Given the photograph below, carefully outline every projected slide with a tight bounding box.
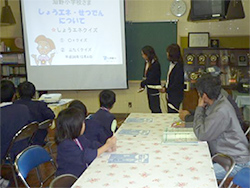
[22,0,123,66]
[21,0,127,90]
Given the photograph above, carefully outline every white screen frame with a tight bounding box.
[20,0,127,90]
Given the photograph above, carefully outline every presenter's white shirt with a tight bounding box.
[144,59,155,78]
[165,61,176,88]
[0,102,13,107]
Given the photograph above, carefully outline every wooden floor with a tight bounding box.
[1,114,128,188]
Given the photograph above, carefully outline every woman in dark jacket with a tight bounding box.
[162,44,184,113]
[139,45,162,113]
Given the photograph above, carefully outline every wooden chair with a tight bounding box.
[49,174,78,188]
[243,121,250,136]
[1,122,39,187]
[212,153,235,188]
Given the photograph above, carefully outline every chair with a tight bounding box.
[2,121,39,187]
[243,121,250,136]
[228,167,250,188]
[38,119,54,154]
[211,153,235,188]
[49,174,78,188]
[14,145,57,188]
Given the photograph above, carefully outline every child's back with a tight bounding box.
[84,115,107,145]
[91,109,116,139]
[68,100,108,145]
[91,90,117,139]
[56,134,97,177]
[55,107,117,178]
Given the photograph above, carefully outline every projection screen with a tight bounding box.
[20,0,127,90]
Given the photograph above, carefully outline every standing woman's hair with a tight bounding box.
[166,44,183,63]
[141,46,158,62]
[55,108,86,144]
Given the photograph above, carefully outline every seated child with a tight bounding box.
[91,90,117,140]
[14,81,55,145]
[1,80,31,161]
[55,107,116,178]
[68,100,107,146]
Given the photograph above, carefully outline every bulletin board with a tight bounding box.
[125,21,177,80]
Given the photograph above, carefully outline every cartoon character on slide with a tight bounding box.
[31,35,56,65]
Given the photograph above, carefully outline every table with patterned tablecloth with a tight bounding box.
[72,113,218,188]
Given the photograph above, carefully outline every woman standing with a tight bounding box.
[162,44,184,113]
[139,46,162,113]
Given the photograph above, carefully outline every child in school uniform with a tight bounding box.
[91,90,117,140]
[55,107,117,178]
[14,81,55,146]
[68,100,108,146]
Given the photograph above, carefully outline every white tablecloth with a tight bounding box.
[72,113,218,188]
[232,90,250,108]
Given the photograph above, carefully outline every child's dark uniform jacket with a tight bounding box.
[56,135,100,177]
[91,108,117,140]
[84,115,108,146]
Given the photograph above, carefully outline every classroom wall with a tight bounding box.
[1,0,249,113]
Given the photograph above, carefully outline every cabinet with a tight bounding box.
[183,48,250,89]
[0,51,26,87]
[182,48,249,110]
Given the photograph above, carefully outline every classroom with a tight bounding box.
[1,0,250,187]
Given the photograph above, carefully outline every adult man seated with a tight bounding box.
[177,66,244,128]
[193,74,250,180]
[1,80,31,161]
[179,88,244,127]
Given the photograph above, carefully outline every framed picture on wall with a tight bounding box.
[188,32,210,47]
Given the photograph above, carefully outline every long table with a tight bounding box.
[72,113,218,188]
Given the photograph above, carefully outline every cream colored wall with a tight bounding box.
[49,82,168,113]
[126,0,250,42]
[0,0,22,38]
[1,0,249,113]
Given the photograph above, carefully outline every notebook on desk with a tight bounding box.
[162,127,198,144]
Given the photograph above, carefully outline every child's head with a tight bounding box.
[18,81,36,99]
[55,107,86,144]
[0,80,16,103]
[68,100,87,116]
[99,90,116,109]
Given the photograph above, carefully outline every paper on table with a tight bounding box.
[162,127,198,143]
[108,154,149,163]
[118,129,150,136]
[125,118,153,123]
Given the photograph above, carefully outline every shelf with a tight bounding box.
[0,63,25,66]
[0,51,24,54]
[1,74,26,77]
[0,51,27,87]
